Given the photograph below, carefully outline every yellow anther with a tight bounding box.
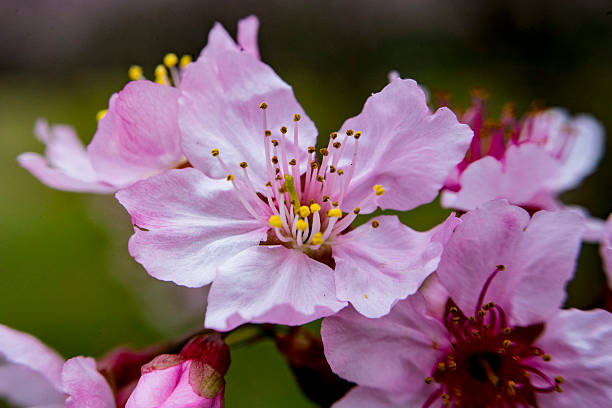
[240,162,248,168]
[271,139,279,147]
[322,195,330,202]
[354,131,362,139]
[312,232,324,245]
[154,64,168,78]
[554,385,563,393]
[179,54,192,68]
[296,219,308,231]
[163,53,178,67]
[373,184,385,196]
[289,159,296,166]
[319,148,329,156]
[437,362,446,372]
[353,207,360,214]
[310,203,321,212]
[280,126,288,134]
[226,174,234,181]
[329,165,336,173]
[424,377,433,385]
[293,113,301,121]
[373,184,382,191]
[542,354,552,362]
[96,109,107,121]
[450,306,458,314]
[307,146,316,154]
[317,175,324,182]
[128,65,143,81]
[331,201,339,207]
[337,169,344,175]
[364,294,368,299]
[310,161,318,169]
[259,101,268,109]
[346,129,354,136]
[371,220,380,228]
[264,130,272,137]
[269,215,283,228]
[333,142,341,149]
[211,148,220,157]
[299,206,311,218]
[496,264,506,271]
[330,132,338,140]
[503,327,512,334]
[555,376,565,384]
[327,208,342,218]
[503,339,512,348]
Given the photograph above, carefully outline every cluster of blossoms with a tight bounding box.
[4,14,611,407]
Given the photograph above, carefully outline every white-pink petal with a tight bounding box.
[116,168,268,288]
[338,78,472,213]
[62,357,115,408]
[333,214,460,317]
[237,15,260,60]
[205,245,347,331]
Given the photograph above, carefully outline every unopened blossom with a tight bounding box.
[117,20,472,330]
[0,323,115,408]
[440,93,604,214]
[322,200,612,407]
[126,333,230,408]
[18,16,261,194]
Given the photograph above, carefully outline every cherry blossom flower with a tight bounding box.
[17,16,261,194]
[126,333,229,408]
[440,93,604,214]
[322,200,612,407]
[0,323,115,408]
[116,22,472,330]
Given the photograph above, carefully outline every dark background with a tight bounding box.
[1,1,611,406]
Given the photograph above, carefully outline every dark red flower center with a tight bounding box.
[423,266,563,407]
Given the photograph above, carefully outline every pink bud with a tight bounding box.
[125,333,229,408]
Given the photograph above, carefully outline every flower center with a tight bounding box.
[211,102,383,253]
[423,266,564,407]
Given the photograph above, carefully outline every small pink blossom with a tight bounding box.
[18,16,261,194]
[441,95,604,213]
[322,200,612,407]
[117,20,472,330]
[0,323,115,408]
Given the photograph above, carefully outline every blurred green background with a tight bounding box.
[1,1,611,406]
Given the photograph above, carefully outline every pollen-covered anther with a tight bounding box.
[154,64,169,84]
[307,146,316,154]
[542,354,552,362]
[327,208,342,218]
[371,220,380,228]
[331,201,339,207]
[437,362,446,372]
[555,376,565,384]
[424,377,433,385]
[293,113,301,121]
[319,148,329,156]
[264,130,272,137]
[353,207,360,215]
[179,54,192,68]
[163,53,178,67]
[310,161,318,169]
[128,65,143,81]
[280,126,288,134]
[330,132,338,140]
[96,109,107,121]
[333,142,342,149]
[507,381,517,396]
[258,101,268,110]
[310,203,321,212]
[448,361,457,371]
[322,195,330,202]
[211,148,220,157]
[317,175,324,182]
[226,174,234,181]
[337,169,344,175]
[312,232,324,245]
[496,264,506,271]
[346,129,354,136]
[240,162,248,168]
[299,206,311,218]
[289,159,297,166]
[373,184,386,196]
[329,165,336,173]
[271,139,279,147]
[269,215,283,228]
[296,219,308,231]
[271,156,279,164]
[354,131,362,139]
[503,339,512,348]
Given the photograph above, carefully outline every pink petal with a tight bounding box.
[62,356,115,408]
[89,80,183,187]
[441,143,561,211]
[437,200,584,326]
[179,47,317,187]
[602,215,612,282]
[237,15,260,60]
[198,22,241,60]
[322,293,448,395]
[419,272,449,319]
[116,168,268,287]
[333,386,428,408]
[333,214,460,318]
[0,324,65,397]
[18,120,114,193]
[533,309,612,407]
[337,79,472,213]
[205,245,347,331]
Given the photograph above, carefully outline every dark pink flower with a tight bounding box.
[322,200,612,407]
[441,95,604,213]
[117,22,471,330]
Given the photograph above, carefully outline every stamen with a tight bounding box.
[163,53,178,68]
[128,65,143,81]
[179,54,192,68]
[96,109,107,122]
[269,215,283,228]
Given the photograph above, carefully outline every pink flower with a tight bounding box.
[18,16,261,194]
[0,323,115,408]
[601,214,612,284]
[126,333,230,408]
[116,23,472,330]
[441,94,604,213]
[322,200,612,407]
